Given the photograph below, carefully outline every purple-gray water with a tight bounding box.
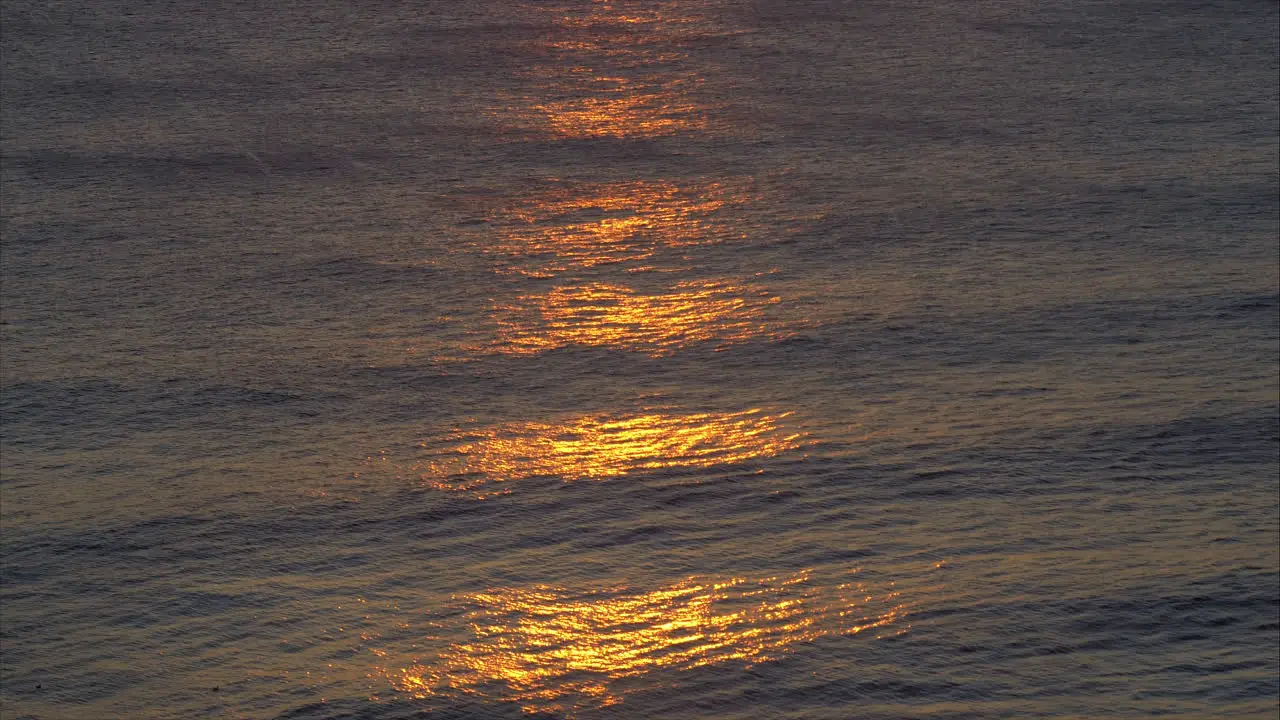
[2,1,1278,717]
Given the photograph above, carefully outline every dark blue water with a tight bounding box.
[2,0,1278,717]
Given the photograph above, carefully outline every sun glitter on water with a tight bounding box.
[467,179,752,277]
[496,0,725,141]
[483,279,791,357]
[533,78,709,139]
[378,570,907,714]
[416,408,807,494]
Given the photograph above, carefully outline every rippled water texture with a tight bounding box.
[2,0,1277,718]
[381,571,906,714]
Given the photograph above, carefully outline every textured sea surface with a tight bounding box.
[2,0,1278,718]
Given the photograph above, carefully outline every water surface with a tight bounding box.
[2,0,1277,718]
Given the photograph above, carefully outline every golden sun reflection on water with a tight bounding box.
[380,571,906,714]
[556,1,703,31]
[475,180,750,276]
[533,77,709,139]
[486,280,790,357]
[497,0,724,140]
[419,409,806,493]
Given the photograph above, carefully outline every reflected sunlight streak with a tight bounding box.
[381,571,906,713]
[474,180,749,276]
[487,280,790,356]
[533,78,709,139]
[494,1,727,140]
[419,409,806,492]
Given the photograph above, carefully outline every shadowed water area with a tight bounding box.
[1,0,1277,718]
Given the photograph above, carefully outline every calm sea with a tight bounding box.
[2,0,1278,718]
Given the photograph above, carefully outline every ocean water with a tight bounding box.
[2,0,1278,718]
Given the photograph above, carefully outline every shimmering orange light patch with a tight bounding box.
[487,0,740,141]
[380,571,905,714]
[555,1,706,33]
[486,280,787,356]
[476,180,748,275]
[534,82,708,139]
[419,409,805,492]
